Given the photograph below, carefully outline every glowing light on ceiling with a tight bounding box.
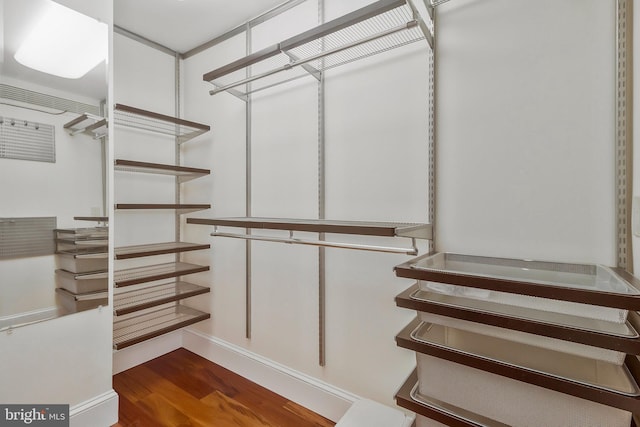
[14,1,107,79]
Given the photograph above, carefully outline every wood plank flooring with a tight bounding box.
[113,348,336,427]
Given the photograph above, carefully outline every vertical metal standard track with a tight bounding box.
[246,22,253,339]
[428,3,436,253]
[317,0,326,367]
[100,101,108,219]
[175,52,182,257]
[616,0,633,272]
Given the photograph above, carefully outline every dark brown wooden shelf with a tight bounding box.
[115,159,210,183]
[114,262,209,288]
[115,241,210,260]
[55,227,107,237]
[187,216,431,239]
[395,370,507,427]
[113,281,210,316]
[395,252,640,310]
[396,283,640,354]
[396,318,640,414]
[64,114,108,139]
[73,216,108,222]
[114,103,210,142]
[113,304,210,350]
[115,204,210,214]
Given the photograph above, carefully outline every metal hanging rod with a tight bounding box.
[211,229,419,255]
[204,0,432,97]
[210,21,419,96]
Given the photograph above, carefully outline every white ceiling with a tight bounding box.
[0,0,289,104]
[114,0,288,54]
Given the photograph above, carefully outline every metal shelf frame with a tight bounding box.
[397,318,640,414]
[115,204,210,214]
[187,217,431,255]
[114,262,209,288]
[395,252,640,310]
[397,283,640,355]
[115,159,210,183]
[115,241,210,260]
[113,281,210,316]
[63,113,108,139]
[114,103,210,144]
[113,304,210,350]
[112,102,212,350]
[203,0,433,98]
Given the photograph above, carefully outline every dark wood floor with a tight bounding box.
[113,348,335,427]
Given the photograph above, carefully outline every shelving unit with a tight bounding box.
[113,104,212,350]
[54,224,109,313]
[202,0,433,98]
[394,253,640,426]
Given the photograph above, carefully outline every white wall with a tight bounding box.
[112,32,182,270]
[0,307,113,405]
[436,0,616,264]
[182,0,429,410]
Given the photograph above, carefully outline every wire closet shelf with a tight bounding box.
[203,0,434,98]
[64,104,211,143]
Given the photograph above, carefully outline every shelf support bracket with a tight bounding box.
[407,0,434,49]
[209,80,249,102]
[282,50,322,81]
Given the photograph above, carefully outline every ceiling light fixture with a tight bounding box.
[14,1,107,79]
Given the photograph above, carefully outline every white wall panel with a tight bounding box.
[113,32,179,249]
[182,33,248,342]
[0,308,112,405]
[436,0,616,264]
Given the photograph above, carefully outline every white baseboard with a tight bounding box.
[70,390,118,427]
[182,328,360,423]
[113,330,182,374]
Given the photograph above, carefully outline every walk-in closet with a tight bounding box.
[1,0,639,426]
